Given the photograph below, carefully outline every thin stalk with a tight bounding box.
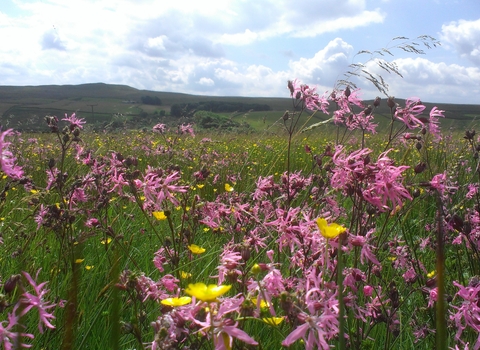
[337,233,346,350]
[435,193,447,350]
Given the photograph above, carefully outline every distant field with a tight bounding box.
[0,83,479,132]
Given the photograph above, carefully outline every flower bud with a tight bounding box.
[3,274,21,294]
[344,86,351,98]
[363,105,373,116]
[287,80,295,95]
[464,130,476,140]
[412,188,421,198]
[414,162,427,174]
[373,96,381,108]
[240,245,251,262]
[387,96,395,109]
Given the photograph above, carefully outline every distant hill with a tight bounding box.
[0,83,479,132]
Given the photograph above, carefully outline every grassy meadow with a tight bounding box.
[1,83,480,350]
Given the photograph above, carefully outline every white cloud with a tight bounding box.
[362,57,480,103]
[0,0,476,104]
[198,77,214,86]
[441,18,480,66]
[220,29,259,46]
[289,38,353,87]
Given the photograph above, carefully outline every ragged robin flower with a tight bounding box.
[185,283,231,302]
[316,218,346,239]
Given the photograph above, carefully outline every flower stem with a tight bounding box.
[337,233,346,350]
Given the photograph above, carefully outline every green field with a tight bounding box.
[1,83,480,133]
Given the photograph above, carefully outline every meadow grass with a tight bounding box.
[1,92,480,350]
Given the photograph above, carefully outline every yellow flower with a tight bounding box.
[161,296,192,307]
[251,298,270,310]
[153,211,167,220]
[262,317,284,326]
[180,271,192,279]
[75,258,85,264]
[427,270,435,278]
[316,218,346,239]
[101,237,112,245]
[85,265,94,270]
[197,184,205,189]
[185,283,231,302]
[188,244,206,254]
[251,264,261,275]
[224,183,234,192]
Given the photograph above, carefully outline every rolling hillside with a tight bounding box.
[0,83,479,132]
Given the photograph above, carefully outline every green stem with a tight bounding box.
[337,234,346,350]
[435,193,447,350]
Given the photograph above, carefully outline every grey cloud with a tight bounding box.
[41,29,67,51]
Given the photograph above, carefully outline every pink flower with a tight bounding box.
[282,312,338,350]
[428,106,445,142]
[395,97,426,129]
[450,280,480,349]
[363,150,412,211]
[62,113,86,130]
[153,123,167,133]
[0,128,24,180]
[194,298,258,349]
[0,304,34,349]
[466,184,478,199]
[20,270,57,333]
[427,287,438,308]
[287,80,329,113]
[178,123,195,137]
[363,285,374,297]
[142,168,189,209]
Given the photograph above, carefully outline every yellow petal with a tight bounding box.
[180,271,192,279]
[152,211,167,220]
[185,283,231,302]
[262,317,284,326]
[101,237,112,245]
[188,244,206,254]
[316,218,346,239]
[161,296,192,307]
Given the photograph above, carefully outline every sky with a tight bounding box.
[1,0,480,104]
